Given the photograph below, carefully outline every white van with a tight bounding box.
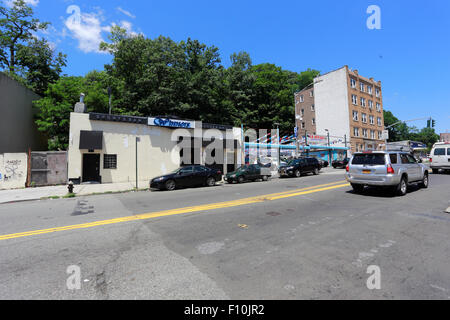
[430,142,450,173]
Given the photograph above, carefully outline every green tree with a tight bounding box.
[16,38,67,96]
[224,52,254,126]
[34,73,112,150]
[103,33,232,124]
[243,63,294,132]
[293,68,321,92]
[0,0,66,95]
[0,0,49,73]
[383,110,411,142]
[383,109,439,149]
[34,77,84,150]
[410,127,440,150]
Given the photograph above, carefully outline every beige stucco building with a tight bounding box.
[68,112,243,184]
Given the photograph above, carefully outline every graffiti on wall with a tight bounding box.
[4,159,24,182]
[0,154,28,189]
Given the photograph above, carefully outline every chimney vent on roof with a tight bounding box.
[74,93,86,113]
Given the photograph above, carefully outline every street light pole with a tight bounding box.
[325,129,331,163]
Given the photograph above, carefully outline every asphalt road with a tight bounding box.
[0,169,449,300]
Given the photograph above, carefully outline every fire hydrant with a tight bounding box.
[68,181,74,194]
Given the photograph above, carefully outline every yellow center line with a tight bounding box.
[0,181,350,241]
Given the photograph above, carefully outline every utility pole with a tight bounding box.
[305,130,308,157]
[344,134,348,158]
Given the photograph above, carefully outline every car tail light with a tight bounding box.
[346,165,349,172]
[430,158,432,163]
[217,170,222,175]
[387,164,395,174]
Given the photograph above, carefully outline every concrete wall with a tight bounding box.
[314,67,350,147]
[0,73,47,153]
[68,113,182,184]
[0,153,28,190]
[31,152,68,186]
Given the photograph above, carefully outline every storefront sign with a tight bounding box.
[148,117,196,129]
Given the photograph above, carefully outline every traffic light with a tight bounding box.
[432,119,436,128]
[427,119,431,128]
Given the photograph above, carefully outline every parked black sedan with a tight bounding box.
[332,158,350,169]
[150,165,222,191]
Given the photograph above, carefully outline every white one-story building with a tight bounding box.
[68,111,244,184]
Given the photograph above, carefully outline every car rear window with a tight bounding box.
[434,148,446,156]
[352,154,386,165]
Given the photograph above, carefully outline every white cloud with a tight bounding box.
[117,7,136,19]
[25,0,39,6]
[63,7,141,54]
[6,0,39,7]
[64,9,107,54]
[119,20,138,37]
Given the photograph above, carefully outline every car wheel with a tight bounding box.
[420,173,429,189]
[351,184,364,193]
[165,180,176,191]
[396,177,408,196]
[262,175,269,182]
[206,177,216,187]
[238,176,245,184]
[313,168,319,175]
[294,170,301,178]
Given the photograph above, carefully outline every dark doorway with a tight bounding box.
[82,154,101,183]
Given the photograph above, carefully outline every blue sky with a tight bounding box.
[14,0,450,134]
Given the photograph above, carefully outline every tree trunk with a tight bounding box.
[9,46,15,73]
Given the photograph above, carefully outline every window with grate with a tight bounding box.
[104,154,117,169]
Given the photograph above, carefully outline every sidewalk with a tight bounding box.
[0,181,151,204]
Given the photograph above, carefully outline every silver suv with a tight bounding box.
[345,151,430,196]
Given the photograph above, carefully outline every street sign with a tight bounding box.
[294,127,298,138]
[382,130,389,140]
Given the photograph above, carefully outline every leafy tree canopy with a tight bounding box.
[0,0,66,95]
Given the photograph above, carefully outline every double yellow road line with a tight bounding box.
[0,180,350,241]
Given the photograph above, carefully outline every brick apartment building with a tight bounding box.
[294,66,385,154]
[441,133,450,142]
[294,83,316,136]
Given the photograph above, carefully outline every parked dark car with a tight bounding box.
[332,158,350,169]
[150,165,222,191]
[316,158,329,168]
[225,164,271,183]
[278,157,320,178]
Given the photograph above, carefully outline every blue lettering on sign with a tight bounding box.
[0,173,2,181]
[153,118,192,128]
